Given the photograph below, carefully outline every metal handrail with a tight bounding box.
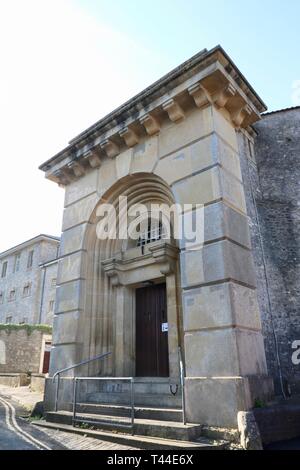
[52,352,112,412]
[72,377,135,434]
[52,352,112,380]
[52,349,185,429]
[178,347,186,425]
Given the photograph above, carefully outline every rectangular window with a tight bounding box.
[0,292,3,304]
[1,261,8,278]
[23,284,31,297]
[51,278,57,288]
[13,253,21,273]
[6,316,12,324]
[27,250,34,269]
[8,289,16,302]
[49,300,54,312]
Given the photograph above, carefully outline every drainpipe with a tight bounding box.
[39,266,46,325]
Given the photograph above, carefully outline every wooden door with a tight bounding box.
[42,342,51,374]
[135,283,169,377]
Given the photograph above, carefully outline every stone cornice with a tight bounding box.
[102,241,179,286]
[40,46,267,186]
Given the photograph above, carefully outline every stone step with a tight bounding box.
[76,403,183,422]
[85,392,181,407]
[33,420,228,450]
[83,380,181,395]
[46,411,202,441]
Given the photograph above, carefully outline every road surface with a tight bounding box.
[0,395,65,450]
[0,394,138,450]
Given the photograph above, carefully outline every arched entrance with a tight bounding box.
[82,173,183,380]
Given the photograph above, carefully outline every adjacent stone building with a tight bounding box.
[0,234,60,325]
[40,46,284,431]
[0,325,52,375]
[253,107,300,395]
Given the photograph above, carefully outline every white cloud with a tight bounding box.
[0,0,165,252]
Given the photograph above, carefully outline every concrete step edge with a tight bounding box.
[76,403,183,421]
[77,403,182,412]
[47,411,199,429]
[33,421,228,450]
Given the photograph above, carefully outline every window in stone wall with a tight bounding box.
[27,250,34,269]
[23,284,31,297]
[13,253,21,273]
[49,300,54,312]
[51,278,57,288]
[137,219,163,247]
[6,316,12,324]
[1,261,8,278]
[8,289,16,302]
[0,292,3,304]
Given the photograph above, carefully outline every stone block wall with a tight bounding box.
[0,325,52,374]
[241,107,300,395]
[0,238,59,325]
[40,262,58,325]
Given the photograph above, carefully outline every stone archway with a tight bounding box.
[82,173,183,379]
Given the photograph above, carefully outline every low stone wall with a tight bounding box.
[30,374,46,393]
[0,325,52,374]
[254,403,300,444]
[0,373,30,387]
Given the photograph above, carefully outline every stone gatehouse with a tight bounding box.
[39,46,298,430]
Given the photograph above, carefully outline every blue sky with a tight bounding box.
[0,0,299,252]
[76,0,300,112]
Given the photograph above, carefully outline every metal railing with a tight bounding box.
[72,377,135,434]
[52,352,112,412]
[52,347,186,430]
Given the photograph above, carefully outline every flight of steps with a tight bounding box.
[43,379,228,449]
[82,378,182,407]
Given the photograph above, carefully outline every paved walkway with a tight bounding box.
[35,427,140,450]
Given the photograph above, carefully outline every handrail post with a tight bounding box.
[54,374,60,412]
[72,378,78,426]
[130,378,135,435]
[178,347,186,425]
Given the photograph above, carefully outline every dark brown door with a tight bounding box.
[136,283,169,377]
[42,342,51,374]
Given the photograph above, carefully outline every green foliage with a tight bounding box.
[77,422,96,430]
[78,422,91,429]
[254,398,266,409]
[27,415,44,422]
[0,323,52,336]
